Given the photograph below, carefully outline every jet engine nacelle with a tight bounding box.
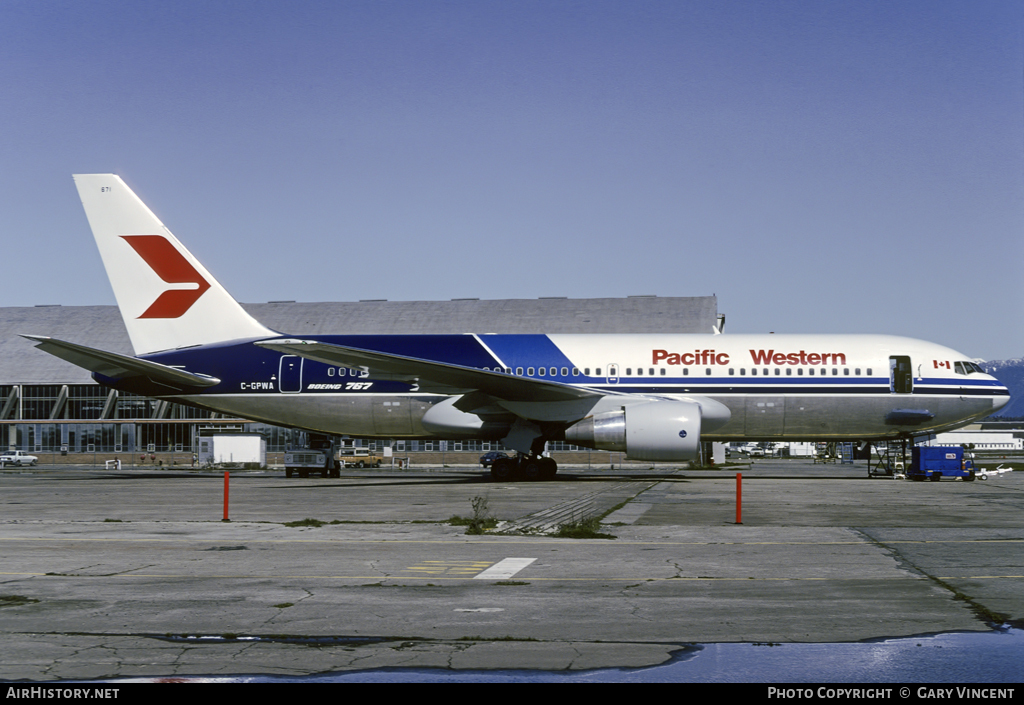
[563,400,702,461]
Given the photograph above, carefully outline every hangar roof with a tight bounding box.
[0,296,717,384]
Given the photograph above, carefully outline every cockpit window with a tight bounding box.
[955,361,985,375]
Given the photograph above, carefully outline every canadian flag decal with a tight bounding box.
[121,235,211,318]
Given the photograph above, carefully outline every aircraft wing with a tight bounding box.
[21,335,221,389]
[254,338,604,403]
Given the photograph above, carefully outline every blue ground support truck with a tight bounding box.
[908,446,975,482]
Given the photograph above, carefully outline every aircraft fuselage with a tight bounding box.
[109,332,1008,442]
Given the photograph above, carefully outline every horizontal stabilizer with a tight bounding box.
[22,335,220,389]
[254,338,600,403]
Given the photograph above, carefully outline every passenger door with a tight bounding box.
[279,355,303,393]
[889,356,913,394]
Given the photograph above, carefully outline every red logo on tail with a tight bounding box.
[121,235,211,318]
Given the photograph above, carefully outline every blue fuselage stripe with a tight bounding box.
[131,334,1008,399]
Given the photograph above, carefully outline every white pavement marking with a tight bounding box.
[473,557,536,580]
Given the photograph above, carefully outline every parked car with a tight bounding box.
[479,451,509,468]
[0,450,38,466]
[338,446,383,468]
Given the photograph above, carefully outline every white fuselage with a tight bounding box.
[165,333,1008,442]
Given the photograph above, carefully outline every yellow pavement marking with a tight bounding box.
[0,535,1020,546]
[405,560,494,575]
[1,571,1021,581]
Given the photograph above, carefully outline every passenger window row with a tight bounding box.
[327,367,368,377]
[476,366,874,378]
[726,367,872,376]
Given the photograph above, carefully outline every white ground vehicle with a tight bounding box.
[284,437,339,478]
[0,450,38,466]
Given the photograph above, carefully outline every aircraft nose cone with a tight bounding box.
[992,393,1010,411]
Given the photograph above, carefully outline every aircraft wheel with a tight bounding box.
[490,458,516,481]
[521,460,542,481]
[539,457,557,481]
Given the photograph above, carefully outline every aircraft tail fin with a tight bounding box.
[72,174,275,355]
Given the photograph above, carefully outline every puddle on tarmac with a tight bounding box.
[120,627,1023,683]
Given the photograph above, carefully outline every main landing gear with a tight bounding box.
[490,454,558,482]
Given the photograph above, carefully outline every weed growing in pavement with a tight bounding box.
[0,595,39,607]
[554,517,616,539]
[449,495,497,535]
[283,518,343,528]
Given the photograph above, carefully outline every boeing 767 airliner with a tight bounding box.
[24,174,1010,480]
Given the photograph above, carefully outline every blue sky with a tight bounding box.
[1,1,1021,360]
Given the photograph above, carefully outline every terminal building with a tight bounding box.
[928,421,1024,453]
[0,296,719,465]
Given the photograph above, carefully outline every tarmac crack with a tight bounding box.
[617,579,653,625]
[852,528,1010,627]
[667,558,694,581]
[368,560,390,578]
[564,642,585,670]
[261,588,314,627]
[44,564,159,578]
